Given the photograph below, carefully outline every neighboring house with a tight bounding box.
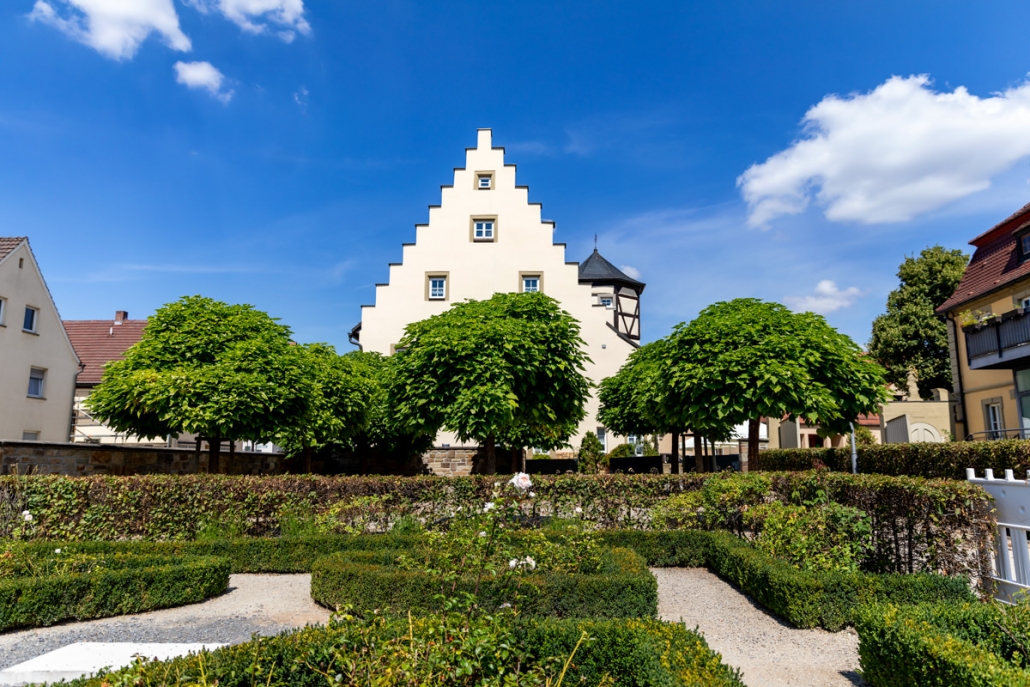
[0,237,80,442]
[63,311,156,445]
[938,201,1030,441]
[351,129,642,451]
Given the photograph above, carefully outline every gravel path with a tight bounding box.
[653,568,866,687]
[0,574,330,671]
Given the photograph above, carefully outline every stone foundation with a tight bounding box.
[422,447,480,475]
[0,441,283,476]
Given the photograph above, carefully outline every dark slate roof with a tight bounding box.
[937,202,1030,314]
[0,237,26,262]
[577,249,645,292]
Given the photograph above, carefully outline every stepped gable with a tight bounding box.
[578,249,645,293]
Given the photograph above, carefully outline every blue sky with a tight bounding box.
[5,1,1030,350]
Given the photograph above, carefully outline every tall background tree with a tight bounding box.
[86,295,308,472]
[868,245,969,399]
[658,298,889,469]
[390,292,591,474]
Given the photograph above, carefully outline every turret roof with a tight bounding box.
[577,249,645,292]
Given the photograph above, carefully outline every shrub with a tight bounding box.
[605,443,635,460]
[577,432,607,474]
[652,472,772,534]
[754,439,1030,480]
[856,602,1030,686]
[311,546,657,619]
[67,614,744,687]
[744,501,873,573]
[0,551,228,631]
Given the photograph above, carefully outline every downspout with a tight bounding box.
[69,361,85,442]
[947,314,969,441]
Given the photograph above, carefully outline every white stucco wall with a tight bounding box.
[0,240,79,442]
[358,129,637,448]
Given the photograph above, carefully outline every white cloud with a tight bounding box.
[619,265,642,280]
[784,280,863,315]
[29,0,190,60]
[174,61,233,103]
[738,75,1030,227]
[184,0,310,41]
[293,85,309,107]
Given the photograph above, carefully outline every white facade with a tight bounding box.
[355,129,641,449]
[0,239,79,443]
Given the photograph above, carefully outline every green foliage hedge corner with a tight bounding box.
[594,529,974,632]
[310,546,658,619]
[66,616,744,687]
[0,554,229,631]
[856,603,1030,687]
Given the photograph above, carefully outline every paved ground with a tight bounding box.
[654,567,866,687]
[0,575,330,672]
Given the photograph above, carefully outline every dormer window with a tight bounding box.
[1019,231,1030,261]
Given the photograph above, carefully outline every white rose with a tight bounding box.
[524,556,536,571]
[509,558,518,569]
[54,548,61,554]
[509,472,533,491]
[529,491,536,498]
[479,531,487,537]
[23,513,33,522]
[483,502,495,512]
[574,506,583,514]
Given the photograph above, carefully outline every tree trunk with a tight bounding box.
[745,418,759,473]
[195,436,203,473]
[210,435,222,474]
[670,430,680,474]
[693,432,705,472]
[229,440,236,475]
[484,434,497,475]
[304,446,313,474]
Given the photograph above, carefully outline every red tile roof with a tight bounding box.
[937,203,1030,314]
[64,317,147,385]
[0,237,26,262]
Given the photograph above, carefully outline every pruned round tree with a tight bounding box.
[389,292,591,474]
[657,298,889,469]
[86,295,308,471]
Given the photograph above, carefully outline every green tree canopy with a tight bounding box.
[868,245,969,399]
[657,298,889,466]
[597,340,670,438]
[389,292,591,474]
[86,295,308,468]
[276,343,376,461]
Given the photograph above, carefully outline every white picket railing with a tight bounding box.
[967,468,1030,603]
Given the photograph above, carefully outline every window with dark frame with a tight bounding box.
[23,306,37,332]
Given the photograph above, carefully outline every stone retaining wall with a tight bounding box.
[0,441,283,476]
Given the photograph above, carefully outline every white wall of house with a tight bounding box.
[0,240,79,442]
[358,129,637,448]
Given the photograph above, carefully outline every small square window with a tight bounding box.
[599,296,613,308]
[22,431,39,441]
[522,276,540,293]
[478,175,492,189]
[23,306,38,333]
[474,220,495,240]
[28,367,45,398]
[429,276,447,300]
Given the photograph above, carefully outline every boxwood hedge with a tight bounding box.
[856,602,1030,686]
[65,615,745,687]
[0,553,229,631]
[310,546,658,619]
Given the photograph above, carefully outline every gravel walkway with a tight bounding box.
[654,568,866,687]
[0,574,330,672]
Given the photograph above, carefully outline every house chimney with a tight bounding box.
[115,311,127,325]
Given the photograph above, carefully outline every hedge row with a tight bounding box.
[856,602,1030,686]
[3,473,704,540]
[310,547,658,619]
[596,530,976,631]
[64,615,745,687]
[0,554,229,631]
[755,439,1030,480]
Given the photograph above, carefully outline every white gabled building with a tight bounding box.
[351,129,644,455]
[0,237,80,443]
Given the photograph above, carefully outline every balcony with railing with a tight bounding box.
[965,308,1030,370]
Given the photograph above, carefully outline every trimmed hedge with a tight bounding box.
[856,602,1030,686]
[596,530,975,631]
[66,615,745,687]
[0,554,229,631]
[756,439,1030,480]
[310,546,658,619]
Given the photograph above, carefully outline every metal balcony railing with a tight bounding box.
[965,428,1028,441]
[965,308,1030,369]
